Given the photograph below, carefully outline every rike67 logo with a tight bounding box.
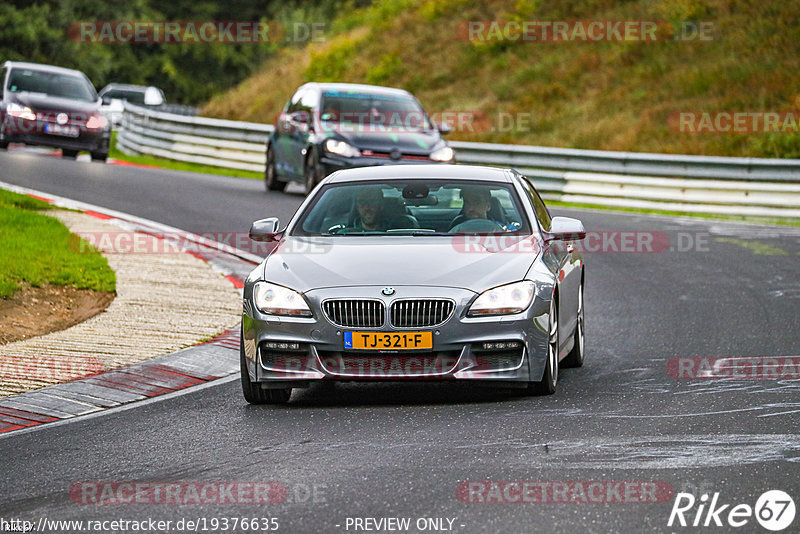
[668,490,795,531]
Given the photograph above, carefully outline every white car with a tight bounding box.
[98,84,165,127]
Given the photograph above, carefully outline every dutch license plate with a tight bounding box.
[344,331,433,350]
[44,123,79,137]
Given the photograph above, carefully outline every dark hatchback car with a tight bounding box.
[0,61,110,161]
[265,82,454,194]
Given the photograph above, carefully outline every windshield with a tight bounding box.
[102,89,146,104]
[320,91,432,132]
[296,180,530,236]
[7,69,96,102]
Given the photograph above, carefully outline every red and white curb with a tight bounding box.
[0,183,262,435]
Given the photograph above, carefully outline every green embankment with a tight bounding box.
[0,189,116,298]
[203,0,800,158]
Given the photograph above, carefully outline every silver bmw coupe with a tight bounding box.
[241,165,586,403]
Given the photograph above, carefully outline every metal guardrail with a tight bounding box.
[117,103,273,172]
[117,105,800,217]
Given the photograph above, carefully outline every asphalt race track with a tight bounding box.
[1,149,799,533]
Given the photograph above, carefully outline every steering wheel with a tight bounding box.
[325,224,346,234]
[448,218,506,233]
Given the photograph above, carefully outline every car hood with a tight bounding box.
[10,93,100,113]
[326,128,444,155]
[262,236,537,293]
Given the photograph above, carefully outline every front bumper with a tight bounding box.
[242,285,551,387]
[1,117,110,153]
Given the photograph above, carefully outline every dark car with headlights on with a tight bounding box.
[265,83,454,195]
[241,164,586,404]
[0,61,110,161]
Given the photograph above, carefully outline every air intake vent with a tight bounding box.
[322,299,385,328]
[390,299,454,328]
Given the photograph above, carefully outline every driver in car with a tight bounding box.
[449,187,505,233]
[353,187,387,231]
[462,187,492,220]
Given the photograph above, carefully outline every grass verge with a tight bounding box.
[109,132,263,180]
[0,188,116,298]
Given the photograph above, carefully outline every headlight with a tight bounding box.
[7,103,36,121]
[253,282,312,317]
[325,139,361,158]
[85,114,107,130]
[468,280,536,317]
[429,146,454,162]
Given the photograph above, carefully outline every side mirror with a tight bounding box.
[545,216,586,241]
[249,217,282,242]
[437,122,452,135]
[101,96,112,106]
[143,87,165,106]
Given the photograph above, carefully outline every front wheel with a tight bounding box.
[91,151,108,163]
[240,332,291,404]
[264,145,286,192]
[561,280,585,368]
[61,149,79,159]
[526,297,559,396]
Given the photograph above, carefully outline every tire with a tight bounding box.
[240,330,291,405]
[561,279,585,368]
[264,145,286,192]
[0,140,8,150]
[91,152,108,163]
[61,149,79,159]
[304,152,322,196]
[526,296,559,396]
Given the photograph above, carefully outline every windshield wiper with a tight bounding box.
[406,231,449,236]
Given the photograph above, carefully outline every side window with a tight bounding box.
[520,177,552,232]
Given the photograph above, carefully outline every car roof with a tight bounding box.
[300,82,412,98]
[326,165,515,183]
[100,84,153,93]
[3,61,87,78]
